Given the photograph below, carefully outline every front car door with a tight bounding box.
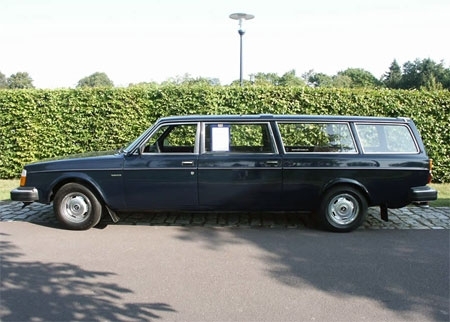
[122,122,199,210]
[198,121,282,210]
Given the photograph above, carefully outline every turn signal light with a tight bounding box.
[19,169,27,187]
[428,159,433,184]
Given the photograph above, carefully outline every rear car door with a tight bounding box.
[198,121,282,210]
[278,121,359,210]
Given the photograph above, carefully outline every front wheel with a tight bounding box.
[53,183,103,230]
[318,186,368,232]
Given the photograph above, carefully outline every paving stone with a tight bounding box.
[217,214,227,226]
[204,214,218,226]
[151,214,168,225]
[250,216,262,227]
[0,200,449,230]
[165,214,178,224]
[175,214,191,225]
[235,215,249,228]
[192,214,206,226]
[225,214,239,226]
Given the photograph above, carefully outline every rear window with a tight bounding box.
[355,123,418,153]
[278,122,357,153]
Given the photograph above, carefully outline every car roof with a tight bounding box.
[157,114,410,123]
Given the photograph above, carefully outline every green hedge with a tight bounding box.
[1,86,449,182]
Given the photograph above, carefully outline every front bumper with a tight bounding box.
[10,187,39,203]
[409,186,438,202]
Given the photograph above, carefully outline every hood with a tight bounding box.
[38,150,120,162]
[25,150,124,172]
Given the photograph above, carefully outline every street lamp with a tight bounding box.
[229,13,254,86]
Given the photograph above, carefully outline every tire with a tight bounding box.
[318,186,368,232]
[53,183,103,230]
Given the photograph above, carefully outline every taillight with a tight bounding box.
[428,159,433,184]
[19,169,27,187]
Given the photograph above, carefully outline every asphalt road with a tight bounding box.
[1,222,449,322]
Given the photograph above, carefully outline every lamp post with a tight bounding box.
[229,13,254,86]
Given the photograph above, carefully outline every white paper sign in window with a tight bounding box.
[211,126,230,151]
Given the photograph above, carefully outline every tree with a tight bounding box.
[77,72,114,88]
[128,81,159,88]
[336,68,382,88]
[248,70,304,86]
[383,60,402,89]
[7,72,34,89]
[400,58,449,90]
[332,74,353,88]
[417,58,445,90]
[303,70,334,88]
[0,72,7,88]
[162,74,220,86]
[252,72,281,85]
[278,70,305,86]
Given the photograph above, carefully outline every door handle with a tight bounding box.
[182,161,194,166]
[265,160,279,166]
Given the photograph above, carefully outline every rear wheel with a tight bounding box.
[318,186,368,232]
[53,183,103,230]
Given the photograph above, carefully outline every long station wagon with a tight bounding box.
[11,114,437,232]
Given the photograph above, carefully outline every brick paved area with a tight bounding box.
[0,201,449,230]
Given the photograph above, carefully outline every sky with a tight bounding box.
[1,0,449,88]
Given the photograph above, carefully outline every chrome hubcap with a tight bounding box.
[61,194,90,223]
[328,194,359,225]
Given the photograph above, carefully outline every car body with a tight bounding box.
[11,114,437,231]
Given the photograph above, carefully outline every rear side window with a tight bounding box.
[205,123,275,153]
[356,123,418,153]
[278,123,357,153]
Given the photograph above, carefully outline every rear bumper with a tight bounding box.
[409,186,438,202]
[10,187,39,203]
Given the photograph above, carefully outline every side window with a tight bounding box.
[356,124,418,153]
[143,124,197,153]
[205,123,275,153]
[278,123,356,153]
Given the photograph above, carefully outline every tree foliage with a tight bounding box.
[305,59,450,90]
[0,72,7,89]
[76,72,114,88]
[161,74,220,86]
[279,70,305,86]
[306,69,380,88]
[3,57,449,90]
[6,72,34,89]
[383,60,402,89]
[383,58,450,90]
[337,68,382,88]
[250,70,304,86]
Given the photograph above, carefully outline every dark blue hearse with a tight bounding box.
[11,114,437,232]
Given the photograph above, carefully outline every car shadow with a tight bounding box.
[2,203,449,320]
[171,227,450,321]
[0,233,177,321]
[95,211,315,230]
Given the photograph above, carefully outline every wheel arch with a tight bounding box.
[49,173,107,206]
[321,178,371,205]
